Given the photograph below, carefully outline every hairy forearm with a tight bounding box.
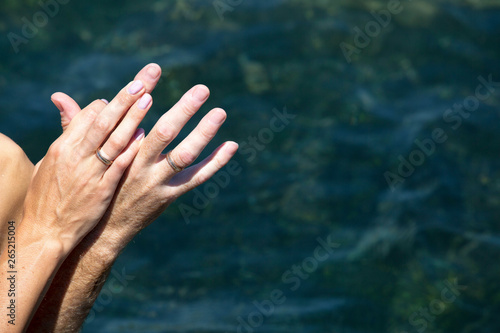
[28,214,137,333]
[0,219,65,332]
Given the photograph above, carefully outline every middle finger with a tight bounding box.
[139,85,210,163]
[99,93,153,161]
[82,80,146,152]
[161,108,227,173]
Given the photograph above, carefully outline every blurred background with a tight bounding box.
[1,0,500,332]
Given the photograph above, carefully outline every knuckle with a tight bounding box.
[83,101,105,119]
[83,107,99,123]
[89,99,106,110]
[177,148,195,167]
[179,183,194,195]
[193,170,211,187]
[116,90,136,107]
[94,117,110,133]
[106,136,124,154]
[48,140,64,157]
[127,108,147,125]
[198,127,214,141]
[113,156,129,170]
[156,122,176,143]
[129,108,143,121]
[213,157,224,171]
[179,98,197,117]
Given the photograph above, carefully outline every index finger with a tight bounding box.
[59,64,162,137]
[138,85,210,163]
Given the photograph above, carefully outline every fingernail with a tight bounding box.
[192,86,209,102]
[146,65,161,79]
[101,99,109,104]
[210,109,226,124]
[225,142,239,153]
[134,128,145,141]
[128,80,144,95]
[138,94,152,110]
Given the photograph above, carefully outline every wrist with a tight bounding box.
[19,217,65,257]
[20,216,78,258]
[77,221,137,265]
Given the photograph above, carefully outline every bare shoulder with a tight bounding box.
[0,132,33,233]
[0,132,33,186]
[0,133,31,171]
[0,133,34,253]
[0,132,33,194]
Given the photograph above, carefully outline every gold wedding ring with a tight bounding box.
[166,151,183,173]
[96,148,113,166]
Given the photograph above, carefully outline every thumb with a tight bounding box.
[51,92,81,132]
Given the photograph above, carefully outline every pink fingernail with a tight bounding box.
[101,99,109,104]
[138,94,152,110]
[128,80,144,95]
[134,128,145,141]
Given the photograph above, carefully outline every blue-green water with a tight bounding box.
[2,0,500,332]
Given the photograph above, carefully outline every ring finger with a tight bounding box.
[162,108,227,174]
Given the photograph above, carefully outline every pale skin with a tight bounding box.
[0,63,238,332]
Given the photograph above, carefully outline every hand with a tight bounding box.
[52,64,238,250]
[24,77,153,252]
[102,84,239,239]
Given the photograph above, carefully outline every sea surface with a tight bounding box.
[1,0,500,332]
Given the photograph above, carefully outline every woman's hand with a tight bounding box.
[0,69,157,332]
[24,77,153,253]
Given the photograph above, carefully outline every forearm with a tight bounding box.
[28,215,137,333]
[0,219,65,332]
